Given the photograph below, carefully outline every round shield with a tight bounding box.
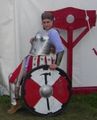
[21,65,71,116]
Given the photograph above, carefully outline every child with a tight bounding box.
[8,11,65,114]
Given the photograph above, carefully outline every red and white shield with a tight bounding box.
[22,65,71,116]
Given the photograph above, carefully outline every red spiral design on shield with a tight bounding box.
[22,65,71,116]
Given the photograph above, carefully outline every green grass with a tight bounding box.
[0,94,97,120]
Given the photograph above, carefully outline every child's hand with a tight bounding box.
[30,37,35,45]
[49,64,57,70]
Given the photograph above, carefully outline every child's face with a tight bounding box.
[42,19,53,30]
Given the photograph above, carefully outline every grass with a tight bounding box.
[0,94,97,120]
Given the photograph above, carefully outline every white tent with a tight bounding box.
[0,0,97,95]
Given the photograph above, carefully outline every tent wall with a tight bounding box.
[0,0,97,95]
